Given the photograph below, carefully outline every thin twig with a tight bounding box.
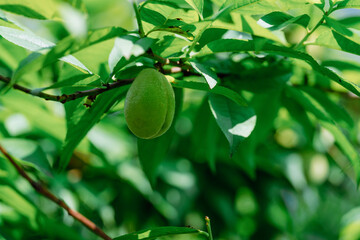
[132,0,145,38]
[0,75,133,103]
[0,144,112,240]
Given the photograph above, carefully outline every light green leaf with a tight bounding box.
[0,138,52,174]
[218,0,311,16]
[113,226,207,240]
[0,0,58,20]
[109,36,155,71]
[141,2,199,34]
[209,93,256,155]
[212,13,282,42]
[185,0,204,19]
[309,28,360,56]
[54,85,129,171]
[197,38,360,97]
[0,91,66,141]
[340,207,360,240]
[0,26,90,90]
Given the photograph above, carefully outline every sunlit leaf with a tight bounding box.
[209,93,256,155]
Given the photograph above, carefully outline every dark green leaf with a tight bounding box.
[197,38,360,97]
[233,89,283,177]
[190,61,218,89]
[0,4,46,19]
[261,11,293,25]
[172,79,248,106]
[209,93,256,155]
[300,86,354,130]
[113,226,207,240]
[285,86,360,184]
[325,16,353,36]
[137,88,183,185]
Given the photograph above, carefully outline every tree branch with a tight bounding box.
[0,144,112,240]
[0,75,133,103]
[0,64,190,103]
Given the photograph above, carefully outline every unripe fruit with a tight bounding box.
[124,68,175,139]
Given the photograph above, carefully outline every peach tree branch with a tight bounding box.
[0,144,113,240]
[0,75,133,103]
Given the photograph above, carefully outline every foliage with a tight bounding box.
[0,0,360,239]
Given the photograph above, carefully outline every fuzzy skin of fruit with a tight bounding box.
[124,68,175,139]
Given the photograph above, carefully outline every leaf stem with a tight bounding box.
[294,7,334,50]
[132,0,145,38]
[185,22,211,58]
[205,216,214,240]
[0,144,112,240]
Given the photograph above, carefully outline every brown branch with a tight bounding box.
[0,75,133,103]
[0,144,112,240]
[0,64,190,103]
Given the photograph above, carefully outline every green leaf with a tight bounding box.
[209,93,256,155]
[141,2,199,35]
[109,36,155,71]
[39,74,101,90]
[0,0,58,20]
[335,0,360,9]
[285,86,360,184]
[185,0,204,19]
[0,4,46,19]
[191,98,220,171]
[300,86,354,130]
[212,13,282,42]
[233,89,283,177]
[261,11,293,25]
[218,0,310,16]
[137,131,174,185]
[310,28,360,56]
[190,61,218,89]
[0,185,38,226]
[0,26,91,90]
[0,91,66,141]
[172,79,248,106]
[332,30,360,55]
[324,16,353,36]
[0,26,54,52]
[0,138,52,174]
[113,226,207,240]
[261,12,310,30]
[54,85,129,171]
[197,38,360,97]
[137,88,183,185]
[322,60,360,71]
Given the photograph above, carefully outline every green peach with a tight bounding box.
[124,68,175,139]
